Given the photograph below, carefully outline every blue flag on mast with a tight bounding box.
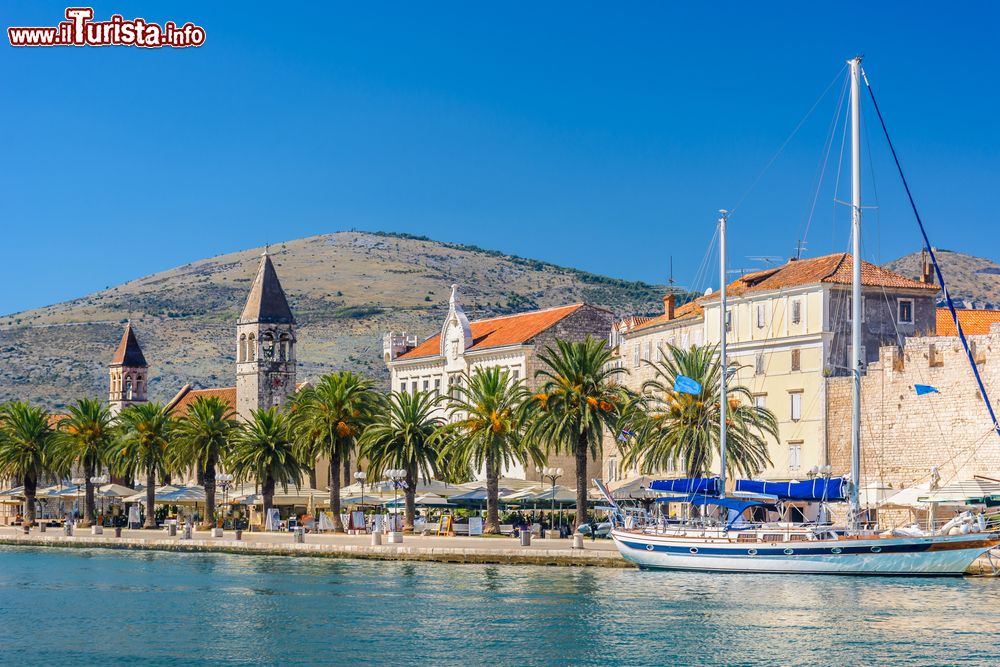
[914,384,939,396]
[673,375,702,395]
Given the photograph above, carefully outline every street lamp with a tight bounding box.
[90,475,109,525]
[385,469,407,534]
[354,470,367,506]
[537,466,564,532]
[216,474,234,527]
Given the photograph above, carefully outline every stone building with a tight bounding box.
[384,285,615,482]
[828,321,1000,492]
[606,253,938,486]
[108,323,148,416]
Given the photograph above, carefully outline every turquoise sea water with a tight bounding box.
[0,547,997,666]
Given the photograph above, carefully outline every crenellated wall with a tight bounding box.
[827,324,1000,491]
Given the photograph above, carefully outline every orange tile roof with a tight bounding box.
[629,300,704,334]
[397,303,588,360]
[726,253,937,296]
[167,386,237,415]
[936,308,1000,337]
[628,253,933,336]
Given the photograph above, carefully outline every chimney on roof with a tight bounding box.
[663,293,676,320]
[921,248,935,285]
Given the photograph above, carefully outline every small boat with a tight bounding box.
[604,58,1000,575]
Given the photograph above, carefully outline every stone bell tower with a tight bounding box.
[109,323,148,416]
[236,250,297,421]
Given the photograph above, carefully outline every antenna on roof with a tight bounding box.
[747,255,784,267]
[667,257,676,294]
[794,239,808,260]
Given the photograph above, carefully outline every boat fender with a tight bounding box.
[978,514,987,532]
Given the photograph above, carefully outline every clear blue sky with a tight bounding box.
[3,1,998,314]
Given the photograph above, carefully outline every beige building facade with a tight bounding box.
[384,285,614,483]
[606,253,938,485]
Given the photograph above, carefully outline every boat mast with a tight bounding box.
[718,210,729,499]
[849,56,863,530]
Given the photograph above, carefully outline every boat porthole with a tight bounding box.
[747,548,758,556]
[831,547,842,554]
[645,544,654,552]
[871,546,882,553]
[784,548,794,555]
[689,547,699,554]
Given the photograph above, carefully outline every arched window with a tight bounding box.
[239,334,247,362]
[248,333,256,361]
[279,333,291,361]
[124,376,133,400]
[261,332,275,360]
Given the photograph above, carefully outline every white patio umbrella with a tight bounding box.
[528,485,578,504]
[858,481,895,507]
[918,479,1000,504]
[123,485,180,504]
[97,484,136,498]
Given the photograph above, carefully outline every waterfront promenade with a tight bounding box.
[0,526,628,567]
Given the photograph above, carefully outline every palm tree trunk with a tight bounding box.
[404,468,417,532]
[203,456,216,529]
[83,458,95,527]
[23,471,37,526]
[308,465,317,490]
[484,450,500,534]
[143,467,157,528]
[330,451,344,532]
[575,434,588,529]
[262,474,275,527]
[342,453,352,488]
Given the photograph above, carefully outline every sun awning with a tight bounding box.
[918,479,1000,504]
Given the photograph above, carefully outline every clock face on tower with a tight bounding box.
[272,377,283,388]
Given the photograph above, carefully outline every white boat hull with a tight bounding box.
[611,529,999,576]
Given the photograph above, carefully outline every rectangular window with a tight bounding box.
[898,298,914,324]
[646,341,653,361]
[846,295,868,322]
[790,391,802,421]
[512,369,520,380]
[753,394,767,410]
[756,304,766,329]
[681,333,689,348]
[399,381,407,394]
[411,381,418,395]
[791,299,802,324]
[656,342,664,362]
[607,459,618,483]
[434,378,441,395]
[694,331,703,345]
[423,379,429,391]
[788,442,802,471]
[725,309,732,333]
[633,344,640,368]
[755,353,764,376]
[791,349,801,372]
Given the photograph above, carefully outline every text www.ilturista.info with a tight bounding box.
[8,8,205,48]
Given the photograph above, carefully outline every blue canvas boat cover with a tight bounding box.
[648,478,720,495]
[735,478,846,502]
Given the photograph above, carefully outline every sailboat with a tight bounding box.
[603,58,1000,575]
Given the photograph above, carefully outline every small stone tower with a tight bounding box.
[236,251,297,421]
[109,323,148,416]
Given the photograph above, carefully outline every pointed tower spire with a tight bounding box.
[109,323,148,416]
[239,251,295,325]
[236,249,297,420]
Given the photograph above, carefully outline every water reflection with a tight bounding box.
[0,547,997,666]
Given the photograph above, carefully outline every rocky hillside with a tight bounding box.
[885,249,1000,309]
[0,231,668,410]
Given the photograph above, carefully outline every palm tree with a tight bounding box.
[525,337,631,529]
[438,367,542,534]
[290,372,380,532]
[110,402,174,529]
[171,396,238,529]
[620,344,777,479]
[0,402,63,526]
[358,391,443,532]
[227,408,302,523]
[52,398,112,526]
